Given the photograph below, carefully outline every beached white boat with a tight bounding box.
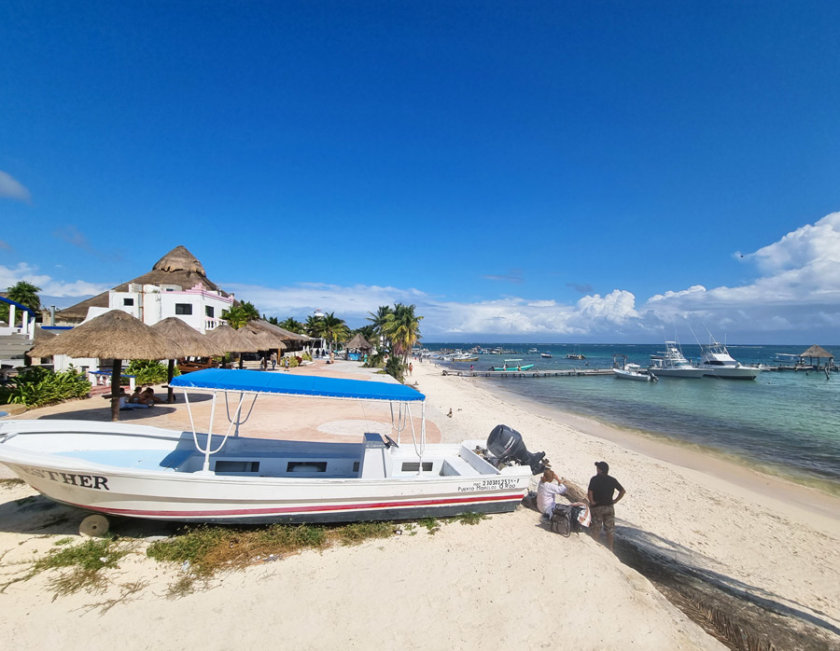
[648,341,705,378]
[0,370,546,531]
[698,341,761,380]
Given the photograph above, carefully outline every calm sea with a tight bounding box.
[428,343,840,494]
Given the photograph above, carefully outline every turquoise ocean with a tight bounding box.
[428,343,840,494]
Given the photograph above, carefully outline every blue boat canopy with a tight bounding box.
[170,368,425,402]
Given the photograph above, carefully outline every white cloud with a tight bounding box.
[0,171,31,202]
[4,211,838,341]
[0,263,109,298]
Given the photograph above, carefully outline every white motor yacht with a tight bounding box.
[648,341,706,378]
[699,341,761,380]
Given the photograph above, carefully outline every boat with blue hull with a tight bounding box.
[0,369,545,532]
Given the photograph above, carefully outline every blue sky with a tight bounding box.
[2,2,839,343]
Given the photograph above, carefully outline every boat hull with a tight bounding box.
[0,421,532,524]
[700,366,761,380]
[613,369,653,382]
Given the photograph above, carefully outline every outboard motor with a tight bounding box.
[486,424,546,475]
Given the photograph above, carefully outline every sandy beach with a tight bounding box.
[1,358,838,650]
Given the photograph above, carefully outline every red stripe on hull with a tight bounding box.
[66,491,525,519]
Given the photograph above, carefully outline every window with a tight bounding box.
[205,306,214,318]
[123,298,134,306]
[175,303,193,315]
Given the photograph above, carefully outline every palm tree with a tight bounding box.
[367,305,392,353]
[384,303,422,364]
[304,315,323,338]
[319,312,350,354]
[1,281,42,324]
[223,301,260,329]
[279,317,305,334]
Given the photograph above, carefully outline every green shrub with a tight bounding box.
[1,366,91,407]
[385,356,405,383]
[125,360,178,385]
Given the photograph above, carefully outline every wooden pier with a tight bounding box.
[441,368,613,379]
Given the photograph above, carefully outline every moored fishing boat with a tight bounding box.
[648,341,706,378]
[699,341,761,379]
[0,369,546,533]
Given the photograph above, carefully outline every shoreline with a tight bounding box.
[479,379,840,525]
[1,359,838,648]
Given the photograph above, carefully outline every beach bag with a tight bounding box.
[550,504,574,536]
[521,490,539,512]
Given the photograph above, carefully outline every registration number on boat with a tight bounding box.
[458,477,520,492]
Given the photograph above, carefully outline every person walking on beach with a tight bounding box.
[587,461,625,552]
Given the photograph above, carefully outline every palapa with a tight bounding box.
[152,317,226,358]
[346,333,373,350]
[27,310,175,422]
[799,344,833,359]
[152,317,226,403]
[204,323,263,353]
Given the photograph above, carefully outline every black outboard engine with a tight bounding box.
[486,424,546,475]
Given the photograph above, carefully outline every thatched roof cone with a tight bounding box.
[27,310,172,360]
[152,317,226,358]
[250,319,309,342]
[57,245,229,322]
[246,321,289,349]
[800,344,834,359]
[346,333,373,350]
[205,323,262,353]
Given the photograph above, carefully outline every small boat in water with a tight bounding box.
[648,341,706,378]
[540,352,552,358]
[451,353,479,362]
[698,341,761,380]
[613,355,657,382]
[0,370,546,532]
[490,359,535,372]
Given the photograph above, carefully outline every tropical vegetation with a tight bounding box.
[222,301,260,329]
[0,281,42,324]
[125,359,178,385]
[0,366,90,407]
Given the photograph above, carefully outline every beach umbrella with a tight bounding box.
[152,317,227,402]
[27,310,173,421]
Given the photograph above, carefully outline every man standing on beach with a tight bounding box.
[587,461,625,552]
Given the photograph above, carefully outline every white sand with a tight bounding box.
[1,358,838,649]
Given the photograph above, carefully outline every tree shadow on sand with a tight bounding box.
[615,524,840,650]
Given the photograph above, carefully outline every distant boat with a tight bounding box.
[451,353,479,362]
[613,354,657,382]
[490,359,535,372]
[540,352,552,358]
[648,341,705,378]
[527,348,538,353]
[698,340,761,380]
[566,353,585,360]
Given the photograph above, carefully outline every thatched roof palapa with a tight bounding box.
[205,324,263,353]
[799,344,834,359]
[346,333,373,350]
[28,310,173,360]
[57,245,230,322]
[151,317,226,358]
[27,310,176,421]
